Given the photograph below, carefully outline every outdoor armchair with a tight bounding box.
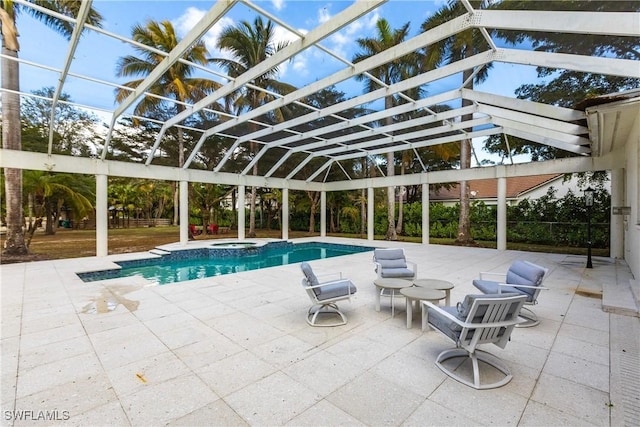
[422,293,527,389]
[473,260,548,327]
[373,248,417,280]
[300,262,357,327]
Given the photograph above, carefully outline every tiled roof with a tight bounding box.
[429,174,563,201]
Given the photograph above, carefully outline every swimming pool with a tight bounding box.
[78,241,374,285]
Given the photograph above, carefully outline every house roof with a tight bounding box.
[429,174,563,201]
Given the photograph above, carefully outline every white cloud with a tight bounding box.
[172,7,235,55]
[326,9,379,59]
[272,0,285,11]
[318,6,331,24]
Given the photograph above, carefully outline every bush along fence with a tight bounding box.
[294,188,611,250]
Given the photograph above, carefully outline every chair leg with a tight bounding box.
[307,303,347,327]
[516,306,540,328]
[435,348,513,390]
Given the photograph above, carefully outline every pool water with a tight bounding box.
[78,241,374,285]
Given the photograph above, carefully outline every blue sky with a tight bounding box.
[15,0,539,163]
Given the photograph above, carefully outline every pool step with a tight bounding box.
[149,249,171,256]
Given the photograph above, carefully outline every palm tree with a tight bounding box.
[421,0,492,245]
[352,18,420,241]
[1,0,102,255]
[22,171,94,244]
[212,17,296,237]
[115,20,220,225]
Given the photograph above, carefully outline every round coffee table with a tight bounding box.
[373,278,412,318]
[400,287,446,328]
[413,279,455,306]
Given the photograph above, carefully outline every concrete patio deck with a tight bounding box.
[1,237,638,426]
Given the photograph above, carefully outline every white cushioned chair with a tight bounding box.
[373,248,417,280]
[473,260,548,327]
[422,293,527,389]
[300,262,357,327]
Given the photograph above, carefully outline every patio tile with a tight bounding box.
[563,296,610,332]
[282,349,361,396]
[371,350,447,398]
[196,350,276,397]
[188,300,238,322]
[224,371,320,425]
[119,374,219,426]
[325,371,424,426]
[18,335,94,370]
[359,320,421,349]
[15,352,102,399]
[20,310,79,334]
[105,351,192,398]
[519,399,601,426]
[205,311,286,349]
[60,401,130,427]
[173,333,244,370]
[250,334,318,370]
[542,350,609,392]
[508,317,562,350]
[78,311,140,335]
[552,333,609,366]
[500,339,553,373]
[167,399,249,426]
[324,334,396,371]
[286,399,365,426]
[88,326,169,370]
[558,322,609,347]
[18,323,87,351]
[130,299,185,322]
[429,376,529,425]
[531,372,610,425]
[13,373,117,423]
[402,399,479,427]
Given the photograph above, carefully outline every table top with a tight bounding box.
[413,279,455,290]
[373,278,412,289]
[400,287,446,300]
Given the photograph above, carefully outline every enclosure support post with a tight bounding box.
[320,190,327,237]
[610,167,625,259]
[367,186,374,241]
[96,173,108,257]
[282,187,289,240]
[238,185,246,240]
[179,180,188,245]
[422,180,429,245]
[497,173,507,251]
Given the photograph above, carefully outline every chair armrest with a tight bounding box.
[497,283,549,291]
[373,261,383,278]
[304,279,355,295]
[421,300,526,332]
[406,260,418,277]
[479,271,507,281]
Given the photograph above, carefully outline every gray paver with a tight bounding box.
[0,237,637,426]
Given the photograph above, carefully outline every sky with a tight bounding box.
[13,0,539,164]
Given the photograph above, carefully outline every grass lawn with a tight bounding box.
[0,226,608,264]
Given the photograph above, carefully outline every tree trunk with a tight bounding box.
[396,161,406,234]
[360,188,366,235]
[455,60,475,245]
[307,191,319,233]
[2,47,28,255]
[248,141,258,238]
[384,96,397,241]
[231,188,237,229]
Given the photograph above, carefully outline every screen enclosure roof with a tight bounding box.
[4,0,640,188]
